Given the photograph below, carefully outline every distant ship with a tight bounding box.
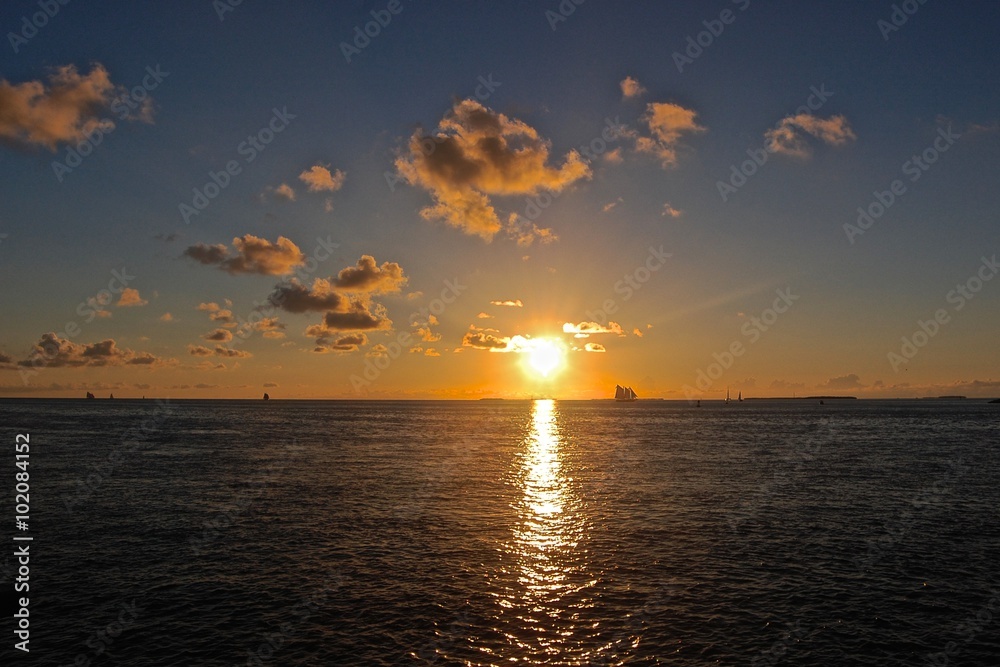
[614,384,638,402]
[738,391,743,402]
[263,393,270,401]
[86,392,95,399]
[726,387,730,405]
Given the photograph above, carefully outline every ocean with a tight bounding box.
[2,398,998,666]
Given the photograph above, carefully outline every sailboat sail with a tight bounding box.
[614,384,637,401]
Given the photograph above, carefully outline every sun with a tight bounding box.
[526,338,564,378]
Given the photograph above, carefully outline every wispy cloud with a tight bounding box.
[765,113,856,158]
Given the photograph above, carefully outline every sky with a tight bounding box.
[0,0,998,399]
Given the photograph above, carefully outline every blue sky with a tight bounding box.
[0,0,998,398]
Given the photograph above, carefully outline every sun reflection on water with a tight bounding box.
[480,399,606,665]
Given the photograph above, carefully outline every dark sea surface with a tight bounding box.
[2,398,999,666]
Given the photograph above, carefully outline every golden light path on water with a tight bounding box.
[473,399,617,666]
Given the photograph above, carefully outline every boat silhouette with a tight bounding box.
[614,384,638,402]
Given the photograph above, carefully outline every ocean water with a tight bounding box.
[2,398,999,666]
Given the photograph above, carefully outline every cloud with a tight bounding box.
[233,316,286,340]
[209,309,235,325]
[330,255,407,294]
[366,344,389,358]
[476,312,493,319]
[562,321,625,337]
[252,317,285,332]
[620,76,647,99]
[462,329,510,350]
[632,328,643,338]
[266,255,406,314]
[267,279,345,313]
[154,232,178,242]
[188,344,252,358]
[424,349,440,357]
[636,102,706,168]
[159,312,173,322]
[116,287,148,307]
[602,197,623,213]
[197,302,236,325]
[14,333,170,368]
[584,343,606,352]
[395,99,590,240]
[304,300,391,336]
[764,114,856,158]
[414,326,441,342]
[0,64,130,150]
[213,346,252,358]
[184,235,305,275]
[661,202,682,218]
[314,333,367,353]
[299,165,346,192]
[505,214,557,247]
[769,379,807,393]
[490,299,523,307]
[263,382,278,388]
[819,373,865,391]
[604,147,624,164]
[271,183,296,201]
[203,328,233,342]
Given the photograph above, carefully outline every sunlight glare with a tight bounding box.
[527,338,564,378]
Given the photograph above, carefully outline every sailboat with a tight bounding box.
[262,393,270,401]
[725,387,730,405]
[738,391,743,402]
[614,384,638,402]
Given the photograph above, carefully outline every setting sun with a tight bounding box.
[526,338,565,378]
